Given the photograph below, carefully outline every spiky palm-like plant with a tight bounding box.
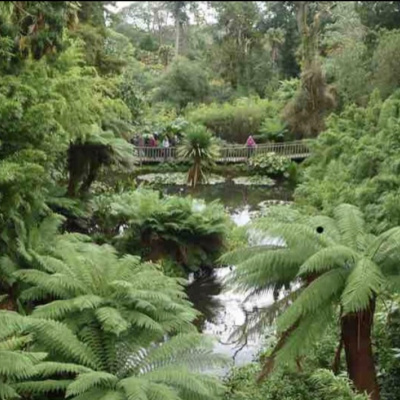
[178,125,220,188]
[222,204,400,400]
[9,232,226,400]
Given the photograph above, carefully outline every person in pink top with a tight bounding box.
[246,135,256,158]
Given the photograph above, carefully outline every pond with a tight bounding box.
[160,181,293,369]
[154,181,293,212]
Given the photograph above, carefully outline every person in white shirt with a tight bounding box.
[162,137,170,160]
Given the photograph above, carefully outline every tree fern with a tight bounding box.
[7,229,227,400]
[224,202,400,393]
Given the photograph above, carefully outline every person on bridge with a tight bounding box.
[246,135,256,158]
[162,136,170,160]
[149,135,156,147]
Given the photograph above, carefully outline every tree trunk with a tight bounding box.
[175,19,180,56]
[341,299,380,400]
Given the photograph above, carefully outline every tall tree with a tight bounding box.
[211,1,264,90]
[283,1,335,138]
[165,1,193,56]
[356,1,400,31]
[259,1,301,78]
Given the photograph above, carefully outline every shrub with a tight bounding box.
[248,152,292,177]
[224,365,366,400]
[186,97,281,143]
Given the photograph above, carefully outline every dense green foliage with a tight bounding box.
[186,98,282,143]
[90,189,228,274]
[2,1,400,400]
[225,364,367,400]
[249,153,293,178]
[295,90,400,232]
[0,231,226,400]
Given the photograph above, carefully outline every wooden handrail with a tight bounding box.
[134,141,311,163]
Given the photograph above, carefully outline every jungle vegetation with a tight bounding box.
[1,2,400,400]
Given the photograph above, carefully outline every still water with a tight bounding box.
[159,182,293,367]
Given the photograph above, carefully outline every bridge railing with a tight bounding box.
[134,140,310,163]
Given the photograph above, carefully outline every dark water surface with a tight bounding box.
[159,181,293,212]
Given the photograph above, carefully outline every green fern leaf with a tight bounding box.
[341,258,385,313]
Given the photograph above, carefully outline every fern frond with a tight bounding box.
[0,351,41,379]
[275,305,336,366]
[341,258,385,313]
[13,379,72,395]
[118,376,148,400]
[66,372,118,397]
[33,295,103,320]
[369,227,400,275]
[334,204,366,251]
[15,269,86,298]
[277,268,347,332]
[135,333,227,374]
[251,221,329,250]
[229,248,308,292]
[298,245,358,276]
[125,311,163,332]
[28,319,98,369]
[33,362,91,378]
[219,245,278,267]
[145,382,181,400]
[0,335,33,351]
[94,307,130,335]
[142,368,215,398]
[0,382,19,400]
[70,389,124,400]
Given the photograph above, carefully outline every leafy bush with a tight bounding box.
[224,364,367,400]
[187,97,281,143]
[248,152,292,177]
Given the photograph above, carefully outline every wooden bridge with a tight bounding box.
[135,140,310,164]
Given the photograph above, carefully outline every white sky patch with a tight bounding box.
[107,1,217,25]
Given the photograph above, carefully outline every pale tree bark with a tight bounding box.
[175,18,180,56]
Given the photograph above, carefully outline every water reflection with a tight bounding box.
[178,182,293,365]
[158,182,293,212]
[187,268,276,366]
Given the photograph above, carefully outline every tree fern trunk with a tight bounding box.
[341,299,380,400]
